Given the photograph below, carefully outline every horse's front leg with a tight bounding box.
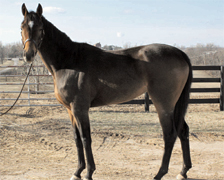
[68,110,85,180]
[70,106,96,180]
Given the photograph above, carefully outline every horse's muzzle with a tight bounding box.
[23,39,38,63]
[23,49,36,63]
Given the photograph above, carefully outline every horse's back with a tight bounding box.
[112,44,190,80]
[112,44,190,74]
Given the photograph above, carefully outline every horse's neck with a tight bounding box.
[38,17,79,76]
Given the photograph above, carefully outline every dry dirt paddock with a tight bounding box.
[0,100,224,180]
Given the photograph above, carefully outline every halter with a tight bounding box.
[23,29,45,53]
[23,38,38,49]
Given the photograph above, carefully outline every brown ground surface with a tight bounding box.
[0,101,224,180]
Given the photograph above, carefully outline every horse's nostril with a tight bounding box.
[24,51,35,62]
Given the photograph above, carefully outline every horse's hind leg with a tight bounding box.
[176,120,192,179]
[153,110,177,180]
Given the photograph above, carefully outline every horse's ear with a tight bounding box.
[22,3,28,16]
[36,3,43,17]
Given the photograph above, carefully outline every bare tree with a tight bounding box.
[0,42,5,64]
[7,42,23,58]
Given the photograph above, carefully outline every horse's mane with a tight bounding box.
[39,14,104,70]
[41,16,73,48]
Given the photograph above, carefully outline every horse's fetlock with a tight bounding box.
[78,163,86,170]
[162,169,168,174]
[186,165,192,170]
[88,165,96,172]
[176,173,187,180]
[182,164,192,172]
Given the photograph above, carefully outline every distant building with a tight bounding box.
[94,42,101,49]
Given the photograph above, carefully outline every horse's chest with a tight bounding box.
[54,81,72,108]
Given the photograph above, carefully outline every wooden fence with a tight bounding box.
[123,65,224,111]
[0,65,224,111]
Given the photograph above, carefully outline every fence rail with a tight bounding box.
[0,65,223,111]
[191,66,223,111]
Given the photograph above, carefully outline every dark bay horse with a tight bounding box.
[21,4,192,180]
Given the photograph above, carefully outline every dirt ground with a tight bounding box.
[0,102,224,180]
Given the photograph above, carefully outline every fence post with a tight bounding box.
[220,66,224,111]
[144,92,149,112]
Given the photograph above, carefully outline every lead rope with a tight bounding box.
[0,62,33,116]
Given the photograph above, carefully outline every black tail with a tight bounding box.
[174,52,192,130]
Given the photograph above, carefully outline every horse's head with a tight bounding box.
[21,3,44,63]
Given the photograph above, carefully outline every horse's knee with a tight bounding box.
[74,134,82,145]
[81,136,92,148]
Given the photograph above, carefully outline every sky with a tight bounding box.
[0,0,224,47]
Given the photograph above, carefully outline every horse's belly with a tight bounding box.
[91,82,147,107]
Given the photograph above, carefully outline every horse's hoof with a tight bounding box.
[176,174,187,180]
[70,175,82,180]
